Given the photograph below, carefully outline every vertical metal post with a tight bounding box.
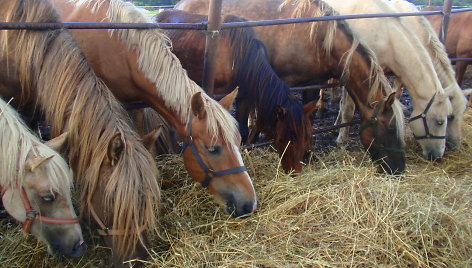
[202,0,223,97]
[439,0,453,43]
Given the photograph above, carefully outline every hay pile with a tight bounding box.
[1,110,472,267]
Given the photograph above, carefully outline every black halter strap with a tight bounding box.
[181,115,247,188]
[409,93,446,140]
[359,99,404,158]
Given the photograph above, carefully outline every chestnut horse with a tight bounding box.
[176,0,406,174]
[424,7,472,107]
[49,0,257,216]
[0,0,159,266]
[392,0,472,150]
[0,98,84,258]
[154,9,318,173]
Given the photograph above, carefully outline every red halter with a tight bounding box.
[1,187,80,233]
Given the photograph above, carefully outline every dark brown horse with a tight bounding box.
[155,9,318,173]
[0,0,160,266]
[49,0,257,219]
[176,0,406,174]
[424,8,472,106]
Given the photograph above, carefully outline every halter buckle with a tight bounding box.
[26,211,37,219]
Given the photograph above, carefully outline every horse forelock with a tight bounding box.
[0,98,72,196]
[2,0,159,258]
[86,0,239,145]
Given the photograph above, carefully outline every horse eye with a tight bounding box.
[436,120,445,126]
[41,194,56,202]
[206,145,221,155]
[448,115,455,121]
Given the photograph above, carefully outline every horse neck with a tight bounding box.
[231,33,293,127]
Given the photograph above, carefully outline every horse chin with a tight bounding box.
[376,154,405,175]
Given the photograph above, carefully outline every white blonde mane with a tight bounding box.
[391,0,456,85]
[72,0,239,144]
[0,98,72,194]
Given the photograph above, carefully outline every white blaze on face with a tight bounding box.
[232,145,257,211]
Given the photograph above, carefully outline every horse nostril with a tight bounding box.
[242,202,253,215]
[426,152,440,161]
[70,239,86,257]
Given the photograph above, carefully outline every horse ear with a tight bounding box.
[275,106,287,120]
[25,155,55,172]
[107,133,124,166]
[219,86,239,111]
[382,92,396,111]
[44,132,68,152]
[303,99,319,116]
[142,127,162,151]
[191,92,207,120]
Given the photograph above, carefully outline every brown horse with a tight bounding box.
[176,0,406,174]
[0,0,159,266]
[49,0,257,216]
[424,8,472,90]
[154,9,318,173]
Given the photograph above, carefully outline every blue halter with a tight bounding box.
[181,115,247,188]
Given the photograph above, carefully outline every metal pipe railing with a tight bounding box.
[0,10,463,31]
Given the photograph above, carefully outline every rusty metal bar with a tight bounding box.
[313,120,360,135]
[218,10,444,29]
[451,7,472,13]
[0,10,446,31]
[450,57,472,61]
[202,0,223,97]
[0,21,206,30]
[439,0,453,43]
[291,83,341,92]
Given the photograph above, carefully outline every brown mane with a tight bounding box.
[0,0,159,258]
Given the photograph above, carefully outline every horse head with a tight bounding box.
[273,99,318,173]
[359,92,405,174]
[182,91,257,217]
[1,134,84,258]
[445,87,471,150]
[409,91,451,160]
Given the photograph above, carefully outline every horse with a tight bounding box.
[0,98,84,258]
[154,9,318,173]
[49,0,257,216]
[0,0,160,266]
[293,0,452,160]
[176,0,406,174]
[423,7,472,107]
[391,0,472,151]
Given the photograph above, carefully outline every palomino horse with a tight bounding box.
[299,0,453,160]
[49,0,257,215]
[0,0,159,266]
[423,7,472,107]
[0,98,84,258]
[154,9,318,173]
[392,0,472,150]
[176,0,406,174]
